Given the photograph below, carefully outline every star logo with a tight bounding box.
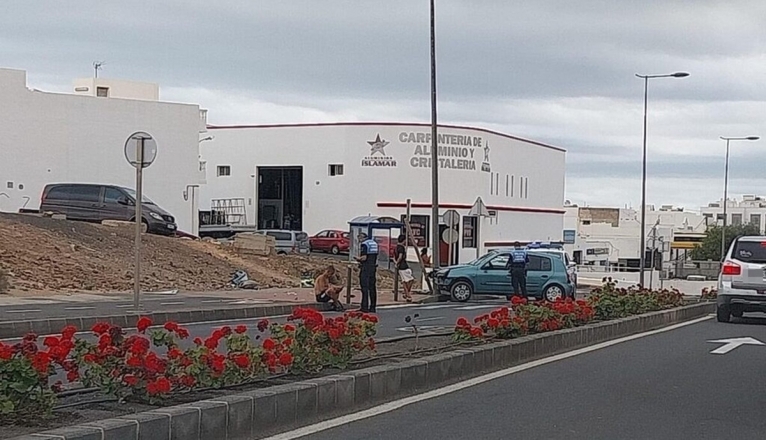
[367,134,390,156]
[483,143,490,162]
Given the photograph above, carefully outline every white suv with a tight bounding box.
[717,235,766,322]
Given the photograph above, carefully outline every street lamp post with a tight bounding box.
[719,136,760,260]
[635,71,689,288]
[429,0,440,270]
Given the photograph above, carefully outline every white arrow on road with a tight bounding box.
[707,337,765,354]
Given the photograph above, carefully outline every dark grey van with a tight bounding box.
[40,183,177,235]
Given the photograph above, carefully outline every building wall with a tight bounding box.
[564,206,706,265]
[73,77,160,101]
[0,68,203,234]
[200,123,566,262]
[701,196,766,234]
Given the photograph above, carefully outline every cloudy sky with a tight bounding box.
[3,0,766,210]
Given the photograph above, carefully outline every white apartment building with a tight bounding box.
[701,195,766,234]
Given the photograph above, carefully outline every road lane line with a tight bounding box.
[159,301,185,306]
[263,314,713,440]
[64,306,95,311]
[5,309,42,313]
[454,305,499,311]
[377,304,424,310]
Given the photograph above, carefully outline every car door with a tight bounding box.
[311,230,329,251]
[526,254,552,296]
[101,186,133,222]
[475,253,511,294]
[67,185,102,221]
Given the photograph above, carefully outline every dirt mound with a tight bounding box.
[0,213,393,294]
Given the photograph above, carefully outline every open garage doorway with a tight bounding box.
[256,166,303,231]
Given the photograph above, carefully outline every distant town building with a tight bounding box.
[701,195,766,234]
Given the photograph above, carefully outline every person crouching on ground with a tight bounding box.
[314,265,345,311]
[394,234,414,302]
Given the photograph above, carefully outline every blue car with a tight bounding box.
[433,250,575,302]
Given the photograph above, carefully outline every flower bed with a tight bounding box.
[0,308,377,424]
[454,282,684,341]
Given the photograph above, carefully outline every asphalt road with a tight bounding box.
[287,314,766,440]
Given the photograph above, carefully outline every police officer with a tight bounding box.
[507,241,529,300]
[354,232,379,313]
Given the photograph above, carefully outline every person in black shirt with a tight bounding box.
[354,232,379,313]
[394,234,414,302]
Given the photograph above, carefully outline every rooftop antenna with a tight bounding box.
[93,61,105,78]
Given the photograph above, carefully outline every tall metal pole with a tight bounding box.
[133,138,144,310]
[638,76,648,288]
[721,138,730,261]
[429,0,440,270]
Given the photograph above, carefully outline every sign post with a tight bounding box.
[468,197,490,259]
[124,132,158,311]
[443,209,460,266]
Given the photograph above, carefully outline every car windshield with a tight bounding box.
[124,188,155,205]
[733,240,766,264]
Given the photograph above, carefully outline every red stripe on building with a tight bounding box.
[376,202,565,215]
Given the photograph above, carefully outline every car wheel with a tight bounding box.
[277,250,287,255]
[450,280,473,302]
[543,284,565,302]
[141,220,149,234]
[716,304,731,323]
[331,245,340,255]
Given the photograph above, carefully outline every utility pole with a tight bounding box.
[93,61,105,78]
[429,0,440,270]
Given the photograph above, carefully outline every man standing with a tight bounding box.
[394,234,414,302]
[507,241,529,300]
[355,232,379,313]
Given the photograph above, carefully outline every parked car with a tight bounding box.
[716,235,766,322]
[40,183,177,235]
[309,230,350,255]
[255,230,310,255]
[527,248,578,289]
[434,250,575,302]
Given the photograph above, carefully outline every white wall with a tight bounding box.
[200,123,566,262]
[73,77,160,101]
[0,68,203,234]
[701,197,766,233]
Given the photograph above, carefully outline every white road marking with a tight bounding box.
[159,301,185,306]
[417,304,460,310]
[377,303,423,310]
[63,306,95,311]
[707,337,765,354]
[263,314,713,440]
[5,309,41,313]
[454,305,500,311]
[115,304,134,308]
[201,299,225,304]
[410,316,444,323]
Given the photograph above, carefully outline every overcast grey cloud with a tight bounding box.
[3,0,766,210]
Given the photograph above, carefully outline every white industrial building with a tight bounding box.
[563,204,707,268]
[199,123,567,265]
[0,68,206,234]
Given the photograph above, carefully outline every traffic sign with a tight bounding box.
[442,228,459,244]
[443,209,460,227]
[124,132,158,169]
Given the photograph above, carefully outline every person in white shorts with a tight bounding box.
[394,234,414,302]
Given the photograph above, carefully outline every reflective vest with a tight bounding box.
[510,249,527,265]
[362,238,379,254]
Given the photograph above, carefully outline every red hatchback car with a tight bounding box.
[309,230,350,255]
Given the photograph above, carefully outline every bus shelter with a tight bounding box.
[348,215,404,271]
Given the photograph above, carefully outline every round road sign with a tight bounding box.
[442,228,459,244]
[124,132,158,169]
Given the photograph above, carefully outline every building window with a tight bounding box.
[525,177,529,198]
[751,214,761,227]
[462,216,477,248]
[731,214,743,226]
[505,175,509,197]
[217,165,231,177]
[328,164,344,176]
[582,220,591,225]
[510,175,514,197]
[96,87,109,97]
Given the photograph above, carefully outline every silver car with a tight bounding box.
[255,230,310,255]
[717,235,766,322]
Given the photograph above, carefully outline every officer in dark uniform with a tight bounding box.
[507,241,529,299]
[355,232,379,313]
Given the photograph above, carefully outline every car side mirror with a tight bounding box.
[117,196,132,206]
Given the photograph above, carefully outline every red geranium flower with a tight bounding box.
[284,324,295,332]
[180,375,196,388]
[147,376,172,395]
[168,348,183,360]
[456,317,469,327]
[279,352,293,366]
[233,353,250,369]
[91,322,110,335]
[204,337,219,350]
[123,374,139,386]
[262,338,276,351]
[61,325,78,340]
[235,325,248,334]
[127,355,142,368]
[283,338,293,347]
[83,353,97,363]
[43,336,60,348]
[98,334,112,350]
[136,316,152,333]
[175,327,190,339]
[257,319,269,332]
[66,369,80,382]
[164,321,179,332]
[193,337,203,346]
[487,318,500,329]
